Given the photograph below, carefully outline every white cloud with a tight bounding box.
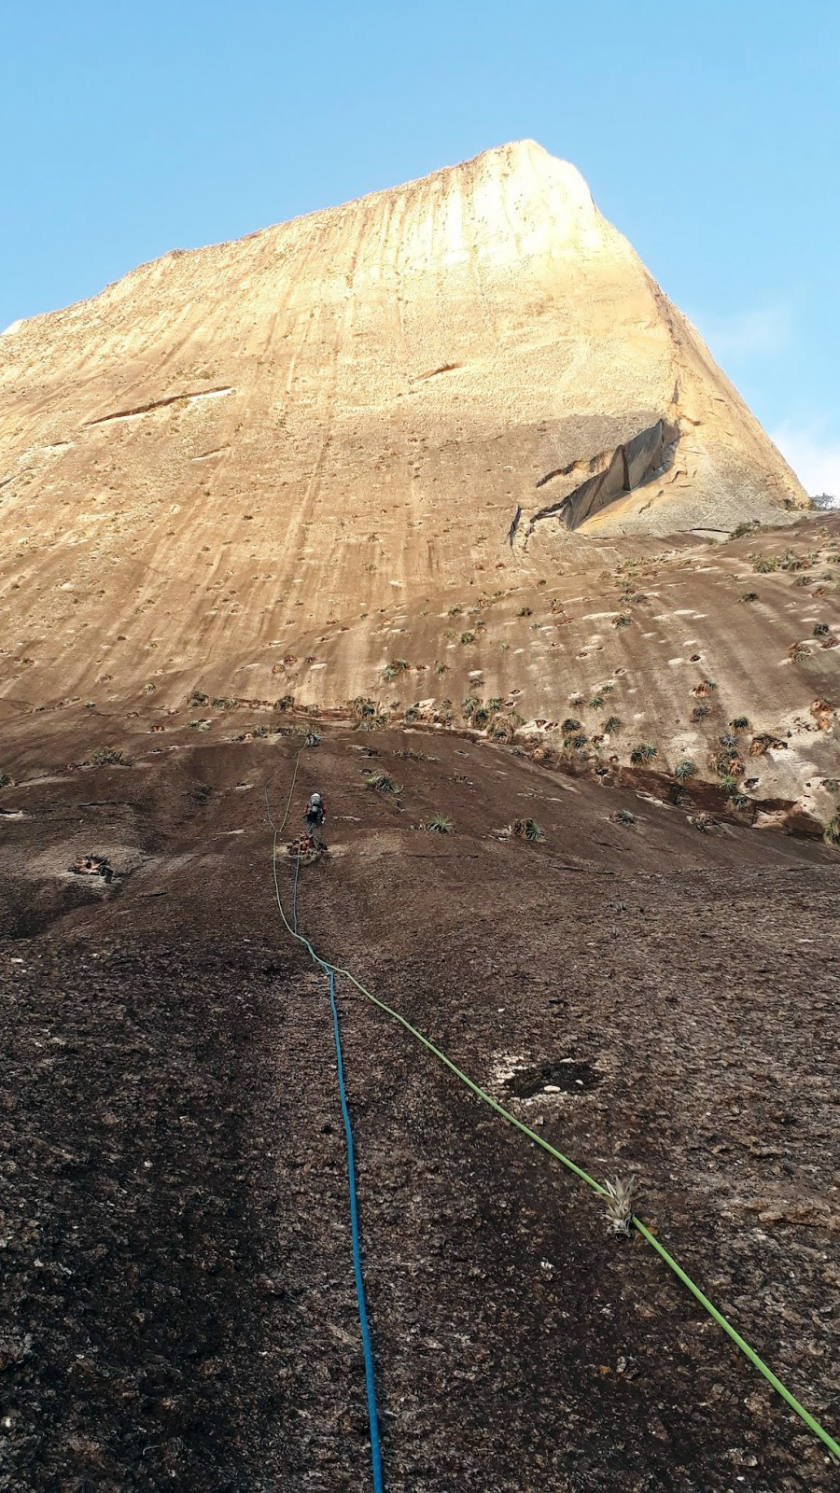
[689,305,793,361]
[770,421,840,502]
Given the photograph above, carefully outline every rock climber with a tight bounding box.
[304,791,326,844]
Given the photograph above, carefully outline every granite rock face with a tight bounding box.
[0,141,808,706]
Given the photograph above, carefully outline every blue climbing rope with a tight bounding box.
[279,773,384,1493]
[327,969,385,1493]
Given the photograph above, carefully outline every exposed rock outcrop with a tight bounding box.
[0,140,809,709]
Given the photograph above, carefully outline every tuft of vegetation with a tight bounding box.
[719,732,739,751]
[516,606,532,617]
[448,605,463,616]
[613,808,636,826]
[603,715,622,735]
[674,760,696,782]
[561,717,582,735]
[212,696,238,710]
[731,716,750,730]
[90,747,128,766]
[460,631,476,645]
[143,682,156,694]
[813,623,830,637]
[488,697,503,713]
[365,773,401,793]
[589,693,605,709]
[691,704,709,722]
[719,775,740,796]
[630,743,657,765]
[275,694,295,712]
[382,658,410,681]
[462,696,481,718]
[739,592,759,603]
[514,817,546,842]
[0,770,14,789]
[751,555,778,573]
[614,614,631,629]
[824,806,840,846]
[566,732,588,751]
[731,793,751,810]
[434,661,449,675]
[471,707,490,729]
[730,520,761,540]
[404,706,420,723]
[603,1176,637,1236]
[189,690,209,705]
[427,814,453,834]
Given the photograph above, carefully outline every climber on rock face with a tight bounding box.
[304,791,326,844]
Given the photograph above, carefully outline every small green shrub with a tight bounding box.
[731,716,749,729]
[516,606,532,617]
[382,658,410,681]
[275,694,295,712]
[462,696,480,718]
[825,807,840,845]
[691,704,709,722]
[0,770,14,789]
[730,520,760,539]
[674,760,696,782]
[511,817,545,841]
[471,707,490,729]
[740,592,759,603]
[751,555,778,573]
[427,814,453,833]
[561,717,582,734]
[189,690,209,705]
[630,743,657,765]
[614,615,631,629]
[719,732,739,751]
[143,682,156,694]
[589,693,604,709]
[365,773,401,793]
[719,775,740,795]
[90,747,128,766]
[404,706,420,723]
[434,661,449,675]
[603,715,622,735]
[614,808,635,825]
[460,632,476,645]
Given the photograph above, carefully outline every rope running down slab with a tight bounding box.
[265,764,840,1466]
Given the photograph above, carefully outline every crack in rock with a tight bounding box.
[84,388,234,426]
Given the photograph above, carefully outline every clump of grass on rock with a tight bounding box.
[365,773,401,794]
[426,814,453,833]
[512,817,545,842]
[90,747,128,766]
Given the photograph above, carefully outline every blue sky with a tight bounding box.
[3,0,838,493]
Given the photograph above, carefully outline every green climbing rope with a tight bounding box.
[265,766,840,1464]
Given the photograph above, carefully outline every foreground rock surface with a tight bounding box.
[1,731,838,1490]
